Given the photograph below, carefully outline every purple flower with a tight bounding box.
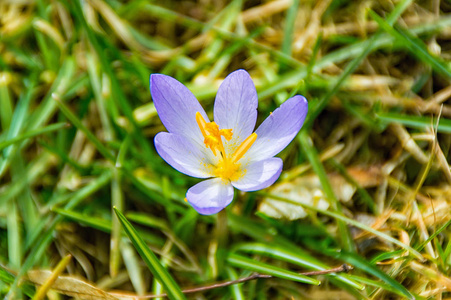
[150,70,308,215]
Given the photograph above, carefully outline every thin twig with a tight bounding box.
[110,264,352,299]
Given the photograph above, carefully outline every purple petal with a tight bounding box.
[245,95,308,162]
[214,70,258,154]
[186,178,234,215]
[150,74,209,147]
[232,157,283,192]
[155,132,212,178]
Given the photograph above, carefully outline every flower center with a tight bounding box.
[195,112,257,181]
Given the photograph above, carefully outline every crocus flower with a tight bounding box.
[150,70,308,215]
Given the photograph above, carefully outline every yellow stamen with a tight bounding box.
[205,122,219,136]
[232,133,257,162]
[195,112,208,137]
[204,135,219,155]
[195,112,230,155]
[220,129,233,141]
[194,111,257,181]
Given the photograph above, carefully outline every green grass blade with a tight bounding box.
[260,1,450,101]
[370,250,405,265]
[280,0,299,56]
[8,170,113,298]
[0,152,54,205]
[226,267,245,300]
[370,10,451,79]
[258,192,424,261]
[7,224,55,298]
[113,207,187,300]
[53,208,111,233]
[52,208,165,248]
[329,251,415,300]
[233,243,364,290]
[110,167,124,277]
[121,241,148,295]
[0,122,69,151]
[69,0,155,164]
[7,201,21,270]
[54,96,115,162]
[302,0,413,129]
[298,131,355,252]
[26,56,76,132]
[227,214,361,289]
[0,75,13,131]
[0,265,35,297]
[347,275,412,298]
[0,72,36,140]
[417,218,451,252]
[227,253,320,286]
[376,112,451,133]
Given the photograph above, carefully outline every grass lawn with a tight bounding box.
[1,0,451,299]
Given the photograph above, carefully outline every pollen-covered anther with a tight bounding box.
[195,112,208,137]
[195,112,233,156]
[220,129,233,140]
[232,132,257,162]
[204,135,220,155]
[195,111,257,180]
[205,122,220,136]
